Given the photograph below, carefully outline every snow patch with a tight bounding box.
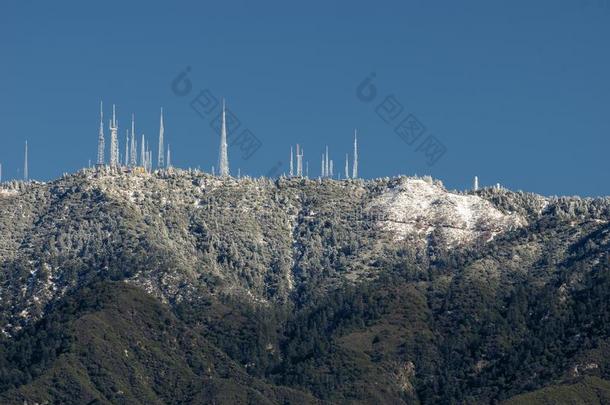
[370,178,526,248]
[0,189,19,197]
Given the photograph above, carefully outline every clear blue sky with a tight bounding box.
[1,0,609,196]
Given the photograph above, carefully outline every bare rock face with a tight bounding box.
[370,177,526,248]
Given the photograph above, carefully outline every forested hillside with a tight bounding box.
[1,169,609,404]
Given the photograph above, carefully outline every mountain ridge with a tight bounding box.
[1,168,610,404]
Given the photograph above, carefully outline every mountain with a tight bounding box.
[1,168,609,404]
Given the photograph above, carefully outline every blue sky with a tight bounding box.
[1,0,609,196]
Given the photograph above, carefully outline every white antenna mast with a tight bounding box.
[140,134,146,169]
[24,140,29,181]
[125,129,130,166]
[97,101,105,166]
[109,104,119,167]
[130,114,137,167]
[158,107,165,168]
[352,129,358,179]
[218,99,229,177]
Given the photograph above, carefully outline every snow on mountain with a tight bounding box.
[370,177,527,247]
[0,170,576,333]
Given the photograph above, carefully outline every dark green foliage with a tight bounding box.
[2,243,610,404]
[0,282,321,405]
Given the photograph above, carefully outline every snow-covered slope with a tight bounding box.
[370,177,526,247]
